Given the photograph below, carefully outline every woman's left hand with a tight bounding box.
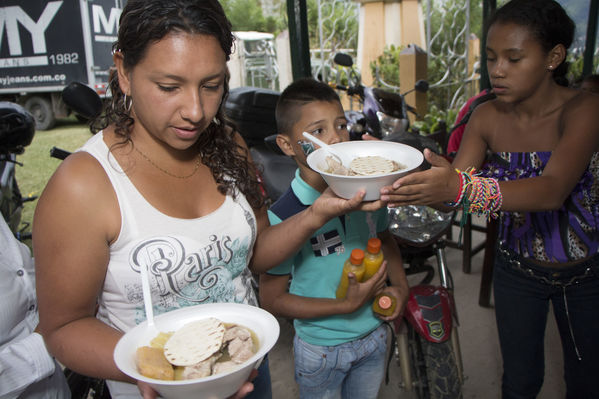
[137,370,258,398]
[380,149,457,207]
[311,188,386,223]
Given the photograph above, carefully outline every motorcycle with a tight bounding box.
[0,102,36,240]
[389,206,463,398]
[331,52,444,155]
[333,53,464,398]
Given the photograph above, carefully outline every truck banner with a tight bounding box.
[0,0,121,92]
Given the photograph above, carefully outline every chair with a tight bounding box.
[446,213,487,274]
[446,213,496,307]
[478,218,498,307]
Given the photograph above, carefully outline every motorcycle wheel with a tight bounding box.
[24,95,56,131]
[407,325,462,399]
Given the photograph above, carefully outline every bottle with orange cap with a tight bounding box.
[372,292,397,317]
[363,237,384,281]
[335,248,366,299]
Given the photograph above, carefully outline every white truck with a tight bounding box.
[0,0,124,130]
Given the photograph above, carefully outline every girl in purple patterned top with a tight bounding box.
[379,0,599,397]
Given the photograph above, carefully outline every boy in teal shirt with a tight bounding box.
[259,78,409,398]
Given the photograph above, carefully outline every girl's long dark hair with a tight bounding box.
[91,0,265,209]
[489,0,575,87]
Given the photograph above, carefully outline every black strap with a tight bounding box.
[270,186,345,234]
[384,321,396,385]
[63,368,111,399]
[447,90,496,136]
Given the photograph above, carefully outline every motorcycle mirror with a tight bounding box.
[333,53,353,67]
[62,82,103,120]
[415,80,429,93]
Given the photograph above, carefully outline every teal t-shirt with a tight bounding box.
[267,170,388,346]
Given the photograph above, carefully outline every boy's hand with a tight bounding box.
[343,261,388,313]
[310,188,386,226]
[374,285,407,322]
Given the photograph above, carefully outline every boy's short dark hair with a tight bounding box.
[275,78,341,135]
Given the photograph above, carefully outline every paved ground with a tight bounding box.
[267,224,566,398]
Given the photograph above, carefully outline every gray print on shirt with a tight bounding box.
[129,235,238,303]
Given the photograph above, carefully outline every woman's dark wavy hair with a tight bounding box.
[489,0,575,87]
[91,0,265,209]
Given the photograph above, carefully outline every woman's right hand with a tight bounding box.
[343,261,388,313]
[227,370,258,398]
[137,381,158,399]
[380,149,458,207]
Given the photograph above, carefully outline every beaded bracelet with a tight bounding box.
[467,175,502,218]
[449,167,503,244]
[452,168,502,219]
[444,168,473,207]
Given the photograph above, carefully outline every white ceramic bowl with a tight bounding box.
[306,140,423,200]
[114,303,279,399]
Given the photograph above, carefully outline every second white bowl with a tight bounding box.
[114,303,279,399]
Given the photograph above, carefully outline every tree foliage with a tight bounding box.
[306,0,358,51]
[221,0,285,34]
[369,45,403,89]
[369,0,483,132]
[425,0,483,110]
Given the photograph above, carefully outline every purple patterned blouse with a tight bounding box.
[482,152,599,263]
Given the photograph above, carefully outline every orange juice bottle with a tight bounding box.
[363,238,384,281]
[335,249,366,299]
[372,292,397,317]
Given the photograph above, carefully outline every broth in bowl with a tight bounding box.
[321,155,406,176]
[306,140,423,201]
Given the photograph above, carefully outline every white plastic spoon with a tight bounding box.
[302,132,350,167]
[139,261,159,337]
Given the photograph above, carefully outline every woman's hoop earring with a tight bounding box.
[123,94,132,112]
[212,117,220,125]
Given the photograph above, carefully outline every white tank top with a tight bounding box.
[79,132,258,333]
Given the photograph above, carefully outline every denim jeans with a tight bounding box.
[293,324,388,399]
[493,245,599,399]
[246,355,272,399]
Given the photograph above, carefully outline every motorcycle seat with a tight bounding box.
[249,144,296,202]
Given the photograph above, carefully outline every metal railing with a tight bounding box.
[310,0,359,83]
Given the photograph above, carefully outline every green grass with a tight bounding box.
[15,117,93,246]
